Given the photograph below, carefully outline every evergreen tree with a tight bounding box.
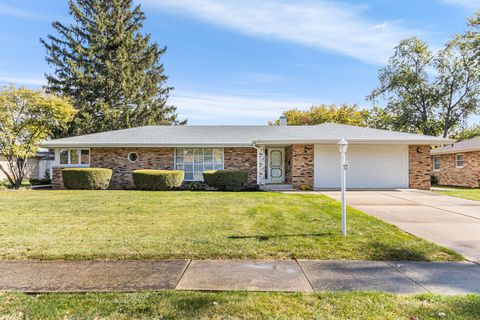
[41,0,183,137]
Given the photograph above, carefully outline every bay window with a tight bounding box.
[175,148,224,181]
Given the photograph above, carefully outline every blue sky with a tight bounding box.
[0,0,479,125]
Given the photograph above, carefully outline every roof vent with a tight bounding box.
[279,115,287,126]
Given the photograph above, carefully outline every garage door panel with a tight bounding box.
[314,145,408,189]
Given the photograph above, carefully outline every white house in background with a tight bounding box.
[0,149,54,181]
[42,123,449,190]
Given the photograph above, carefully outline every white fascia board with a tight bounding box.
[41,143,254,148]
[252,138,451,145]
[431,147,480,155]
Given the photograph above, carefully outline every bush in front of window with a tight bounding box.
[203,169,248,191]
[132,170,184,191]
[62,168,112,190]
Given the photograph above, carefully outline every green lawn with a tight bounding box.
[0,190,460,261]
[433,186,480,202]
[1,291,479,319]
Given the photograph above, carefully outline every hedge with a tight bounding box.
[132,170,184,191]
[203,169,248,191]
[62,168,112,190]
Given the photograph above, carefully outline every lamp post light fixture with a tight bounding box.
[337,138,349,236]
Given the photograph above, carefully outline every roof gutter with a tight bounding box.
[431,147,480,155]
[252,138,452,145]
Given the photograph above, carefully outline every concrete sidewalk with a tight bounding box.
[1,260,479,295]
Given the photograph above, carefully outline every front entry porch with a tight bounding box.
[255,144,314,190]
[256,145,294,190]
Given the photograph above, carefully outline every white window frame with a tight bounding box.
[128,152,138,163]
[174,147,224,181]
[433,156,441,171]
[455,154,464,168]
[58,148,90,167]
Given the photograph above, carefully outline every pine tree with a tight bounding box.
[41,0,183,137]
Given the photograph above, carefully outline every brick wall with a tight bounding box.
[224,147,257,186]
[90,147,174,189]
[291,144,314,188]
[52,167,65,189]
[431,151,480,188]
[408,145,431,190]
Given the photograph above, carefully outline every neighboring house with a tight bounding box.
[0,149,54,181]
[42,122,448,190]
[431,137,480,188]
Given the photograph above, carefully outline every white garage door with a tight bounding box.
[314,145,409,189]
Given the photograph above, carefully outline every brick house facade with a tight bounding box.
[431,151,480,188]
[52,143,432,190]
[45,123,449,191]
[53,145,316,189]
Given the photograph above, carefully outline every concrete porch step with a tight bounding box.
[261,184,295,191]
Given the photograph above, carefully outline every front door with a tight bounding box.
[267,148,285,183]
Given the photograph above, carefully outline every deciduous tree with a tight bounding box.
[271,104,368,126]
[368,36,480,138]
[0,86,75,189]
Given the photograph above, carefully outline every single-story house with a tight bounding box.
[431,137,480,188]
[42,122,449,190]
[0,149,54,182]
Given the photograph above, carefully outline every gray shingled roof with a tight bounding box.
[42,123,449,148]
[431,137,480,155]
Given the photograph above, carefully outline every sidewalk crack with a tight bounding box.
[386,261,430,293]
[295,259,315,293]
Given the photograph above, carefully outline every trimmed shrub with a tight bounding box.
[299,184,312,191]
[203,169,248,191]
[29,178,52,185]
[62,168,112,190]
[132,170,184,191]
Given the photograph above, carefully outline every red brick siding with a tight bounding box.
[291,144,314,188]
[409,145,431,190]
[224,147,257,186]
[90,147,174,189]
[52,167,65,189]
[431,151,480,188]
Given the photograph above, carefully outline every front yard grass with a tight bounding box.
[0,190,461,261]
[1,291,479,319]
[433,186,480,202]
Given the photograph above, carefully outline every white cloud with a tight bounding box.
[0,3,50,21]
[142,0,421,64]
[443,0,480,9]
[0,75,46,86]
[170,90,314,124]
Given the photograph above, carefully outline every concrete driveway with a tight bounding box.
[321,189,480,264]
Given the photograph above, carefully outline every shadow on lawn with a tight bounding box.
[227,232,334,242]
[367,241,429,261]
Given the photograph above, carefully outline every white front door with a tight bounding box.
[267,148,285,183]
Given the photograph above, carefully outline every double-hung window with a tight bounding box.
[433,156,441,171]
[175,148,224,181]
[59,149,90,165]
[455,154,464,168]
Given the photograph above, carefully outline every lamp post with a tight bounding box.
[337,138,348,236]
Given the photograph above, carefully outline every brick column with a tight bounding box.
[52,167,65,189]
[409,145,431,190]
[291,144,314,189]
